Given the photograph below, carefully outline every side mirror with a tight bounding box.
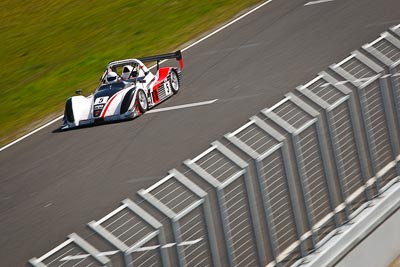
[75,89,83,95]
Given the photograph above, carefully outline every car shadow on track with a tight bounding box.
[51,117,139,133]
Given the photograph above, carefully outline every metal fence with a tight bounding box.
[225,116,304,265]
[138,169,218,267]
[184,141,264,267]
[29,233,112,267]
[296,72,370,216]
[30,25,400,267]
[88,199,168,267]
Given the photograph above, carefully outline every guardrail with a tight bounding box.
[29,25,400,267]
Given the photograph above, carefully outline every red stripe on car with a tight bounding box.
[101,91,124,118]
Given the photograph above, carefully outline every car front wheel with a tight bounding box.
[137,90,148,114]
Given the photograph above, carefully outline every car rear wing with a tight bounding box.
[139,50,183,70]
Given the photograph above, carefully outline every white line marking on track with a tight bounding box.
[97,250,120,256]
[61,255,88,261]
[304,0,334,6]
[133,245,160,252]
[146,99,218,114]
[0,116,63,152]
[161,243,176,248]
[60,238,203,261]
[0,0,274,152]
[178,238,203,246]
[181,0,273,52]
[318,73,400,88]
[61,250,119,261]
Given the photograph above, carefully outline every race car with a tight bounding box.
[61,50,183,129]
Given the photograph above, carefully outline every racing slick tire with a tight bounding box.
[170,70,180,94]
[65,98,74,123]
[137,90,148,114]
[120,89,135,115]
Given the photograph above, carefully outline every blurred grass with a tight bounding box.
[0,0,261,146]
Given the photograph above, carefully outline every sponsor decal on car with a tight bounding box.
[94,96,109,105]
[94,104,104,110]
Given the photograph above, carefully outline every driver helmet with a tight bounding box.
[121,65,133,80]
[106,71,119,84]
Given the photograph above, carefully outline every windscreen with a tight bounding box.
[97,82,126,92]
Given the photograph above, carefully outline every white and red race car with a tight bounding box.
[62,51,183,129]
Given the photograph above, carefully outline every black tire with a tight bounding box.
[120,89,135,114]
[170,70,180,94]
[137,90,148,114]
[65,98,74,123]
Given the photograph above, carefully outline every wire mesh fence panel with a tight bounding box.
[225,116,303,265]
[185,141,264,267]
[362,81,393,169]
[29,233,111,267]
[297,72,370,215]
[364,32,400,64]
[193,150,242,184]
[147,178,198,215]
[41,245,94,267]
[295,125,332,221]
[331,51,399,191]
[391,66,400,125]
[220,177,259,267]
[129,237,163,267]
[390,24,400,38]
[88,199,167,267]
[258,148,297,252]
[328,102,364,190]
[362,31,400,161]
[138,169,218,267]
[263,94,337,247]
[173,206,211,267]
[338,55,377,80]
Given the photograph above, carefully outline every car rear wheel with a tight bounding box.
[137,90,148,114]
[170,70,179,94]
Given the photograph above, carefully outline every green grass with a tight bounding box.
[0,0,261,146]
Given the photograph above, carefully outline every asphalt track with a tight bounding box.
[1,0,400,266]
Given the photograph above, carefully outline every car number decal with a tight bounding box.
[164,80,171,95]
[94,96,109,105]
